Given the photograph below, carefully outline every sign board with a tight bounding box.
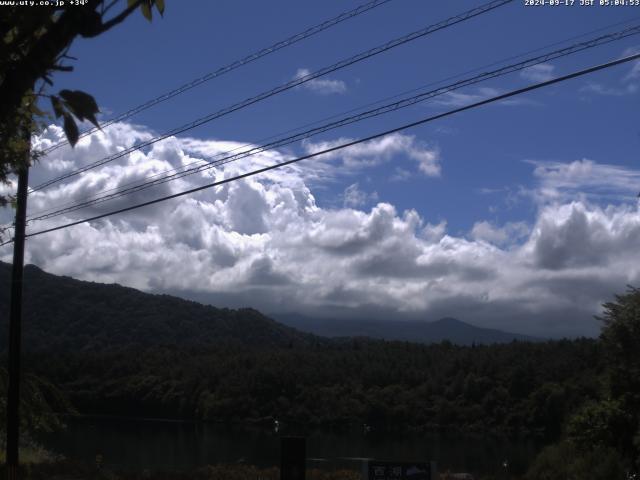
[365,460,434,480]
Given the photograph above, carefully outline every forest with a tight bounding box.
[25,339,602,437]
[1,263,639,478]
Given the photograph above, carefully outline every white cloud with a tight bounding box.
[390,167,412,182]
[471,221,530,247]
[520,63,555,83]
[342,183,378,208]
[579,47,640,97]
[435,87,500,107]
[625,62,640,83]
[294,68,347,95]
[622,46,640,83]
[528,158,640,203]
[4,124,640,338]
[433,86,533,108]
[523,201,640,271]
[580,82,637,96]
[302,133,441,177]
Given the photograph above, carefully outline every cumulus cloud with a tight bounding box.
[4,124,640,338]
[471,221,530,247]
[294,68,347,95]
[524,202,640,271]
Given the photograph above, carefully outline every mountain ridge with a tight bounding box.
[0,262,314,352]
[1,262,537,351]
[274,313,540,345]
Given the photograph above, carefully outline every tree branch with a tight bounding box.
[0,1,145,121]
[83,0,144,38]
[102,0,121,16]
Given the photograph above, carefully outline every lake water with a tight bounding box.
[40,416,542,476]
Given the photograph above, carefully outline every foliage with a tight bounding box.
[599,286,640,408]
[0,366,75,434]
[588,286,640,469]
[0,440,59,466]
[0,0,165,209]
[567,399,633,454]
[564,287,640,470]
[525,440,627,480]
[527,286,640,476]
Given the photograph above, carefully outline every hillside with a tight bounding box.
[0,262,605,437]
[0,262,313,352]
[0,262,536,353]
[275,314,539,345]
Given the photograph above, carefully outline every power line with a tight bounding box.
[26,16,640,221]
[25,23,640,223]
[30,0,514,192]
[39,0,394,155]
[9,52,637,244]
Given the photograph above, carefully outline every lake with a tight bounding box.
[40,416,542,476]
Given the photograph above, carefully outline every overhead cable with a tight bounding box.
[7,51,636,244]
[26,24,640,223]
[31,0,514,192]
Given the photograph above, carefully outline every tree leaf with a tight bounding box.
[3,27,17,45]
[141,1,152,21]
[59,89,100,128]
[155,0,165,16]
[127,0,137,7]
[50,95,64,118]
[63,113,79,147]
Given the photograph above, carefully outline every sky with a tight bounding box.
[2,0,640,337]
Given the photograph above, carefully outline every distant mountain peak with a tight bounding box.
[432,317,467,326]
[276,313,539,345]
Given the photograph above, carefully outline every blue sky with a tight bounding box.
[2,0,640,337]
[53,0,639,232]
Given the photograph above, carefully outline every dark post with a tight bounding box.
[5,156,30,479]
[280,436,306,480]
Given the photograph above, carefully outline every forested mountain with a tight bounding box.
[0,262,314,352]
[0,262,538,352]
[0,262,607,440]
[276,314,539,344]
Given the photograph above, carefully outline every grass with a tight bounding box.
[0,444,60,465]
[0,461,363,480]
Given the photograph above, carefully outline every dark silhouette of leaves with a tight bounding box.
[59,89,100,128]
[62,112,79,146]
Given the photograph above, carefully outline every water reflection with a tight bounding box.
[40,416,541,476]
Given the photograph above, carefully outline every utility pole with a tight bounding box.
[5,130,30,480]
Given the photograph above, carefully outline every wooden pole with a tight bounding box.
[5,150,30,480]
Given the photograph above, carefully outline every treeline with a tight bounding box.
[25,338,603,439]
